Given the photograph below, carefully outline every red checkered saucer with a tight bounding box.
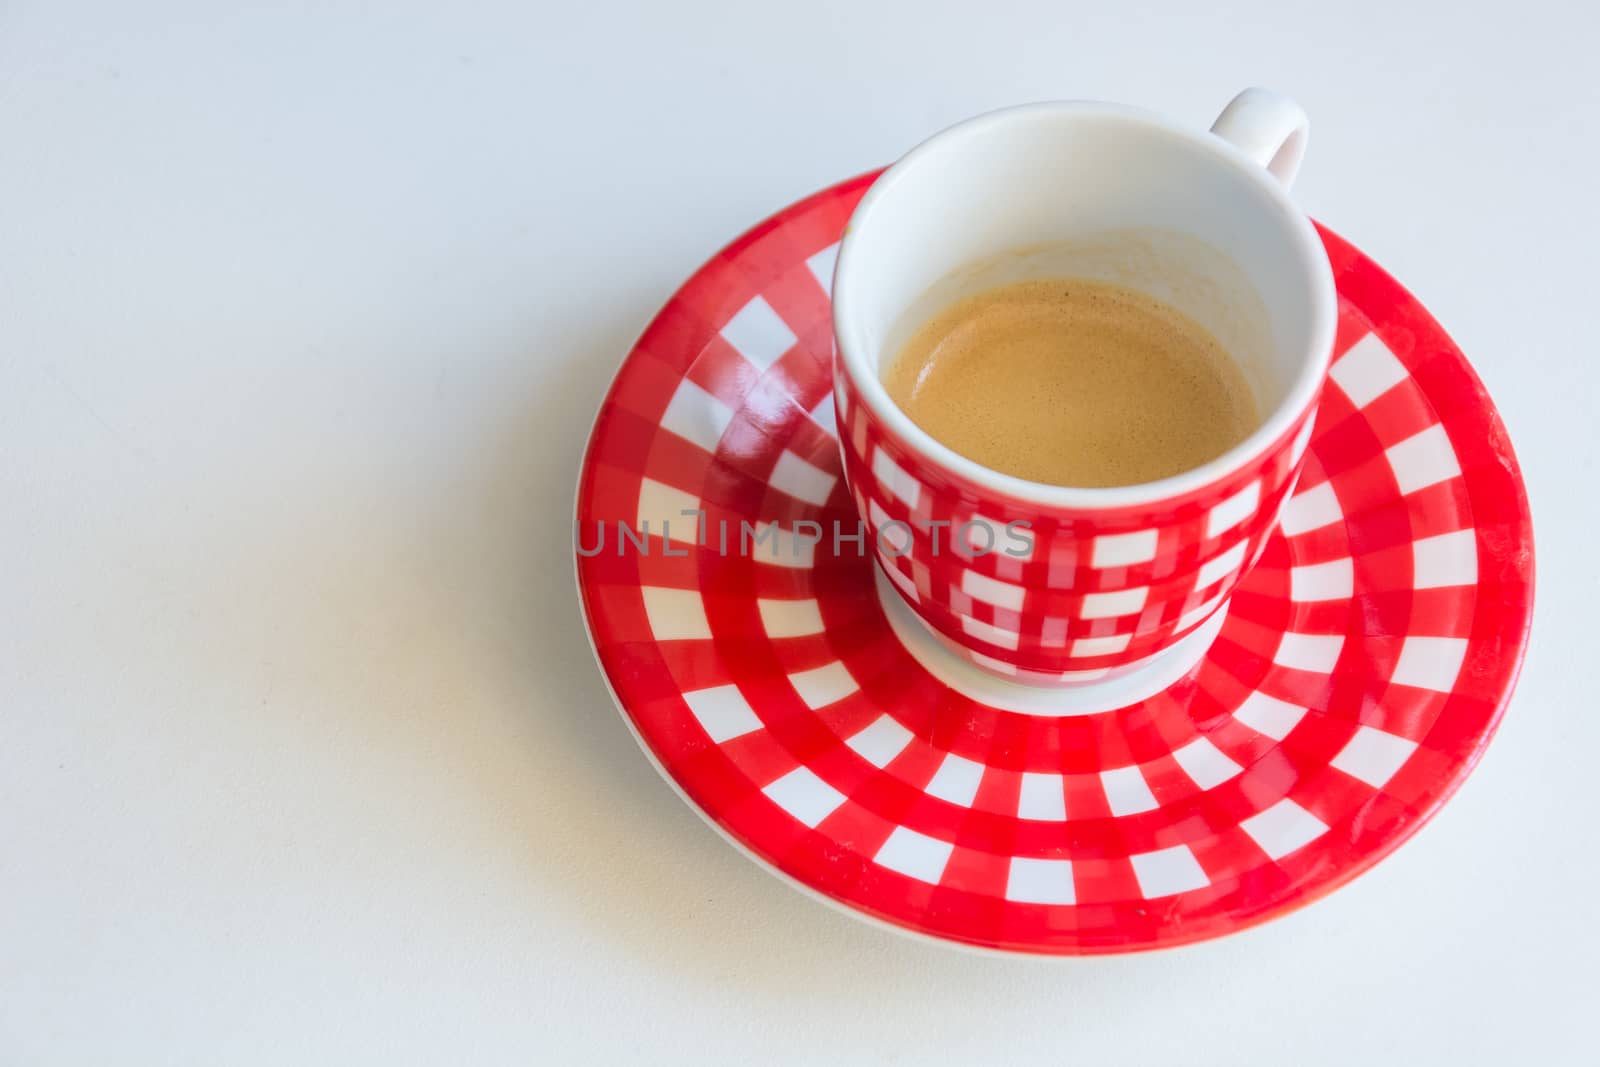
[574,172,1534,954]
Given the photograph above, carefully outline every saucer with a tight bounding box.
[573,172,1533,954]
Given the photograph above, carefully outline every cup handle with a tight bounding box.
[1209,88,1309,188]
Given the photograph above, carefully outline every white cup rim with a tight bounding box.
[832,99,1339,511]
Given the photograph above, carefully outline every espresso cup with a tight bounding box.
[831,89,1338,688]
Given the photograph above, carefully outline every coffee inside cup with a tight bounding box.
[883,277,1260,488]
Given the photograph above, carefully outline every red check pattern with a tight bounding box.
[575,172,1534,954]
[837,371,1314,675]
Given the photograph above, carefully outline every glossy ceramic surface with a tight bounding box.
[573,173,1533,954]
[830,98,1336,679]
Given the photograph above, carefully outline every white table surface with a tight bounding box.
[3,1,1592,1062]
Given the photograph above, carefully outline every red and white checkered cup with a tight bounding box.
[832,89,1339,689]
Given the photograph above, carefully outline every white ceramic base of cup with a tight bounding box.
[871,565,1227,716]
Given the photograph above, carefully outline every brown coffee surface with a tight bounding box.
[883,279,1260,488]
